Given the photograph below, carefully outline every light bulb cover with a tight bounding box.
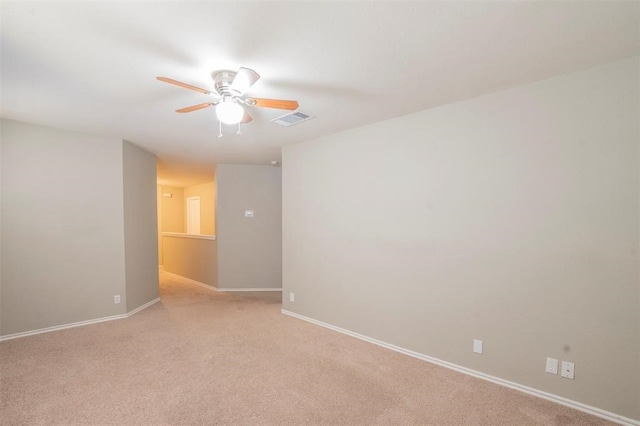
[216,101,244,125]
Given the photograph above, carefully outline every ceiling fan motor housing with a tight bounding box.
[213,70,237,96]
[157,67,298,121]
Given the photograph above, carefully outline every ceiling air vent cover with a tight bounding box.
[272,111,314,127]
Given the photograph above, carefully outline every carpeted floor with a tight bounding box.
[0,272,612,425]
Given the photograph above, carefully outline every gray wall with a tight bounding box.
[0,119,127,335]
[282,57,639,420]
[123,141,159,312]
[0,120,159,337]
[216,164,282,289]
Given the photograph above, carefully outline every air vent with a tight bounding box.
[272,111,314,127]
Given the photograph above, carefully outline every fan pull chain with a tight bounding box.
[237,123,241,135]
[218,120,223,138]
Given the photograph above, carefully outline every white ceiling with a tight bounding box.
[2,1,638,187]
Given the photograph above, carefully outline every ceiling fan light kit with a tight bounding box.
[157,67,300,133]
[216,100,244,125]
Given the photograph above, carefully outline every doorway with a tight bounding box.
[186,196,201,234]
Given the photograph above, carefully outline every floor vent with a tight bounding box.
[272,111,314,127]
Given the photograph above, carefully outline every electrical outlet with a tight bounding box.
[114,295,121,304]
[546,357,558,374]
[289,292,295,302]
[473,339,483,354]
[244,210,254,218]
[561,361,575,379]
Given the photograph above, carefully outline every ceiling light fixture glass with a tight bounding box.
[216,99,244,125]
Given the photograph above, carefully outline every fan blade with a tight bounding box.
[230,67,260,96]
[176,102,214,113]
[157,77,212,95]
[249,98,299,110]
[240,110,253,124]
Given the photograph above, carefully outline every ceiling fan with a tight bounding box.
[157,67,299,131]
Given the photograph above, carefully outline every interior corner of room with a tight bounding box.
[0,126,284,340]
[1,57,638,424]
[0,2,638,423]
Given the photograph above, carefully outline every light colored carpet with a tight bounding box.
[0,272,612,425]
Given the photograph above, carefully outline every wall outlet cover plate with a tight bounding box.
[561,361,575,379]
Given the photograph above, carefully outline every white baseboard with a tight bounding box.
[281,309,639,426]
[128,297,161,316]
[0,298,160,342]
[218,288,282,292]
[161,271,217,292]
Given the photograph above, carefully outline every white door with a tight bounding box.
[186,196,201,234]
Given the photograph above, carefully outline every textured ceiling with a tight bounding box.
[1,1,638,186]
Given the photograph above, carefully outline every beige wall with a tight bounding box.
[0,119,127,335]
[157,181,215,268]
[123,141,159,311]
[157,186,163,266]
[216,164,282,290]
[282,57,639,420]
[0,122,4,325]
[0,120,159,336]
[162,236,217,288]
[0,131,3,323]
[160,186,184,233]
[184,181,215,235]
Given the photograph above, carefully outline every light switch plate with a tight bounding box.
[473,339,483,354]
